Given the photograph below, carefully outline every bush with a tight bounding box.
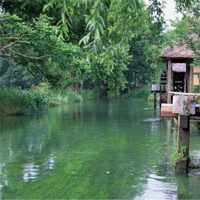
[121,87,150,100]
[80,89,98,100]
[61,89,82,102]
[39,82,82,105]
[0,87,48,115]
[193,85,200,103]
[193,85,200,93]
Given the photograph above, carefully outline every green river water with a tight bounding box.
[0,99,200,199]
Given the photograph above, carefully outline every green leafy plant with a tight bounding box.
[179,142,187,157]
[171,142,187,165]
[183,96,196,114]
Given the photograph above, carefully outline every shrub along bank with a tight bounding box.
[0,87,82,115]
[121,87,151,100]
[0,86,152,115]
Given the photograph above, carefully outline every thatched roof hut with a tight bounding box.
[160,32,200,103]
[160,33,198,60]
[160,44,194,59]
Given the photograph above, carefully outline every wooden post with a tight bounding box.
[167,59,172,104]
[189,63,193,93]
[178,114,190,157]
[175,114,190,173]
[154,91,156,109]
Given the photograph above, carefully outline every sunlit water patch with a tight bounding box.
[23,163,39,182]
[135,172,177,200]
[190,150,200,166]
[142,118,161,122]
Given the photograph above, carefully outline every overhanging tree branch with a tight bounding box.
[10,50,47,60]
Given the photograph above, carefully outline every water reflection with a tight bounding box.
[0,100,200,199]
[23,163,39,182]
[190,150,200,166]
[135,172,177,200]
[44,155,55,170]
[0,163,4,195]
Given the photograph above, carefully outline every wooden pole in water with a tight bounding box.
[154,91,156,109]
[178,114,190,157]
[175,114,190,173]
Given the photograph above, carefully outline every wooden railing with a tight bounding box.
[169,91,200,96]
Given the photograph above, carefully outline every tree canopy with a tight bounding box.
[1,0,199,97]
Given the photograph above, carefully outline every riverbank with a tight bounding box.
[0,87,82,115]
[0,86,152,115]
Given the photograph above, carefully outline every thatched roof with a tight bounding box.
[160,33,198,59]
[160,44,194,58]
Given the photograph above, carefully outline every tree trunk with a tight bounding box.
[127,84,131,93]
[103,83,108,98]
[74,83,79,93]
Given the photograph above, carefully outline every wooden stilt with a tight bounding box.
[154,91,156,109]
[178,114,190,157]
[175,114,190,173]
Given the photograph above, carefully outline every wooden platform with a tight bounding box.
[161,103,200,118]
[161,103,178,117]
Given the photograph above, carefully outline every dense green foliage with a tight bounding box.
[0,59,41,88]
[0,86,82,115]
[0,0,166,97]
[0,87,47,114]
[0,12,89,87]
[121,87,151,100]
[1,0,200,114]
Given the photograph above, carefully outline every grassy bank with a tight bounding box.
[0,86,82,115]
[0,86,153,115]
[121,87,151,100]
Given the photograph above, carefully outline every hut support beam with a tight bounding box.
[189,64,193,92]
[167,59,172,103]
